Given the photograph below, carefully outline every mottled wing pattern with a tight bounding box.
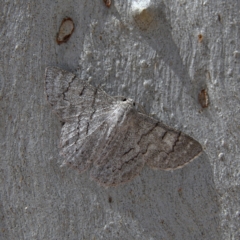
[134,113,203,170]
[45,67,114,121]
[45,67,76,121]
[90,111,202,186]
[45,67,114,172]
[90,112,157,186]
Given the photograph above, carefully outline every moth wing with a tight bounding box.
[45,67,114,121]
[59,103,118,172]
[90,111,202,186]
[90,111,156,186]
[135,113,203,170]
[60,119,110,173]
[45,67,115,172]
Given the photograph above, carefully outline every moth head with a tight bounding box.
[118,96,136,107]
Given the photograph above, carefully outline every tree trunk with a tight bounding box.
[1,0,239,239]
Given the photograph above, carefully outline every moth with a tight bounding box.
[45,67,202,186]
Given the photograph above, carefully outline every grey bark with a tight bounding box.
[0,0,239,239]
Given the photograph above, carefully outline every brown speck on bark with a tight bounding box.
[56,17,74,45]
[198,89,209,108]
[103,0,111,8]
[198,34,203,43]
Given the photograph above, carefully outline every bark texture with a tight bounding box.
[1,0,239,239]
